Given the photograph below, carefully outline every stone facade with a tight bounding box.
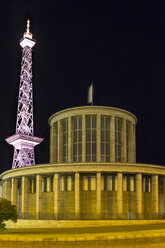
[0,106,164,220]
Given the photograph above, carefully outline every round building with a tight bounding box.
[1,106,165,220]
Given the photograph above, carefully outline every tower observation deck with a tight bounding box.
[6,20,43,169]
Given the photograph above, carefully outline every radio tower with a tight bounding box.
[6,20,43,169]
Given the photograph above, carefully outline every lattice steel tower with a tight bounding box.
[6,20,43,169]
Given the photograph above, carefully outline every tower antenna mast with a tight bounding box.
[6,20,43,169]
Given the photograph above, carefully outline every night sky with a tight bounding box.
[1,0,165,174]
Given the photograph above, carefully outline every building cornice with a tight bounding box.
[1,162,165,180]
[48,106,137,126]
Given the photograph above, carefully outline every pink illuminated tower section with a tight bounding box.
[6,20,43,169]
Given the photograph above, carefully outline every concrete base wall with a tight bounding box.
[5,219,165,229]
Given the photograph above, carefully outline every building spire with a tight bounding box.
[5,21,43,169]
[26,19,30,33]
[23,19,33,40]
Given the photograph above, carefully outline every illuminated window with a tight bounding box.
[143,177,146,192]
[115,117,121,162]
[46,177,53,192]
[123,175,135,192]
[83,176,88,191]
[46,177,51,192]
[148,178,151,193]
[123,176,127,191]
[107,176,113,191]
[60,176,65,191]
[101,176,105,191]
[67,176,72,191]
[86,115,97,162]
[143,175,151,192]
[41,177,53,192]
[101,116,110,162]
[73,116,82,162]
[63,118,68,162]
[102,174,117,191]
[90,176,96,191]
[18,178,22,194]
[158,176,164,194]
[29,178,36,193]
[42,178,46,192]
[130,176,135,192]
[82,175,96,191]
[60,175,74,191]
[114,176,117,191]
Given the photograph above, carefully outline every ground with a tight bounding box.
[1,241,165,248]
[1,223,165,247]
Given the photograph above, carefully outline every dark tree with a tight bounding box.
[0,198,17,230]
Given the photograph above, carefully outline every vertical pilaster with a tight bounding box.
[96,172,101,219]
[152,175,158,218]
[36,175,42,219]
[136,174,142,219]
[121,119,126,162]
[4,180,11,201]
[117,173,123,218]
[110,116,115,162]
[68,117,73,162]
[22,176,28,218]
[128,122,133,162]
[11,178,18,206]
[97,115,101,162]
[54,174,60,219]
[50,123,55,163]
[75,173,80,219]
[133,124,136,163]
[82,115,86,162]
[58,120,63,163]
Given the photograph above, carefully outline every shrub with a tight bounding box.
[0,198,17,230]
